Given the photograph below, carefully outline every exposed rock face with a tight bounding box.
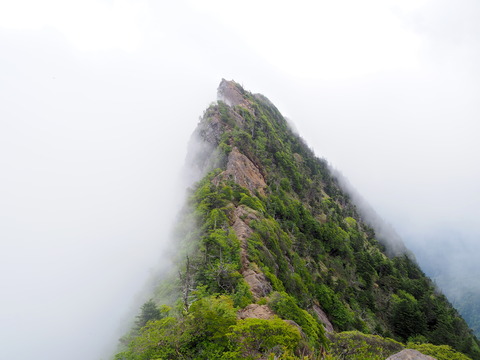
[217,78,249,107]
[218,147,267,196]
[199,113,223,145]
[229,205,272,299]
[185,114,225,182]
[386,349,437,360]
[237,304,275,320]
[233,205,259,232]
[243,268,273,299]
[232,205,257,271]
[312,304,334,333]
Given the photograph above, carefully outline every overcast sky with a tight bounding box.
[1,1,479,359]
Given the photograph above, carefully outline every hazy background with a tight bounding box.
[1,0,479,359]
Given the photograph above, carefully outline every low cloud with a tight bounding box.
[0,1,478,359]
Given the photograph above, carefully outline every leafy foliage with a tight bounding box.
[408,342,473,360]
[329,331,403,360]
[115,296,305,360]
[227,317,301,359]
[269,291,327,346]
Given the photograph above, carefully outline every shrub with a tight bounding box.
[408,343,473,360]
[227,317,301,358]
[269,292,327,347]
[329,331,404,360]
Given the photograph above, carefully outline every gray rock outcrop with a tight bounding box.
[386,349,436,360]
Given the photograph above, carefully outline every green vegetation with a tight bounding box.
[134,299,163,329]
[269,291,327,346]
[114,81,480,359]
[115,296,306,360]
[408,342,473,360]
[228,317,302,358]
[328,331,403,360]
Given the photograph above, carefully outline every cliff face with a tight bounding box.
[115,80,480,360]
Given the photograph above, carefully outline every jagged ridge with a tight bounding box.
[115,80,480,360]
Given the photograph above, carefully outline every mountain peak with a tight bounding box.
[115,80,480,360]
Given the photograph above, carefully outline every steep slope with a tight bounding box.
[455,291,480,338]
[115,80,480,360]
[409,232,480,338]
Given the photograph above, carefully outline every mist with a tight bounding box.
[1,0,479,359]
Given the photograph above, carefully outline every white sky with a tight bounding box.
[1,0,479,359]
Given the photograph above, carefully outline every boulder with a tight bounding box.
[386,349,436,360]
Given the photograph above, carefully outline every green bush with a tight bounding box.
[227,317,301,358]
[408,343,473,360]
[117,296,239,360]
[269,292,327,347]
[329,331,403,360]
[315,284,355,330]
[239,193,266,213]
[232,278,254,308]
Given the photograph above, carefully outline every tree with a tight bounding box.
[135,299,161,329]
[391,291,426,340]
